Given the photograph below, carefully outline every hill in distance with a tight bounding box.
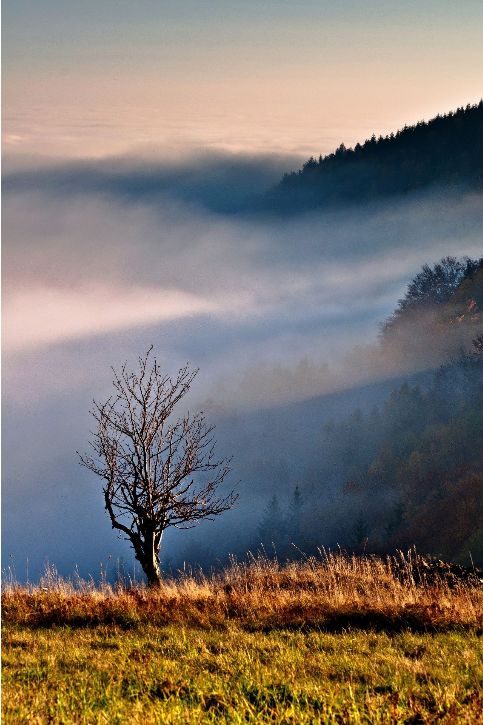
[263,101,483,213]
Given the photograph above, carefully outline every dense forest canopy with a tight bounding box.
[264,102,483,212]
[381,256,483,354]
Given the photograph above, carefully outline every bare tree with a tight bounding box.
[79,348,236,586]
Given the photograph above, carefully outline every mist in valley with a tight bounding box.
[3,150,482,581]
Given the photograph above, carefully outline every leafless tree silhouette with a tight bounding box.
[79,348,236,585]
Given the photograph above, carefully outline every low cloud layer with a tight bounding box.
[4,283,224,352]
[3,149,483,579]
[3,149,300,213]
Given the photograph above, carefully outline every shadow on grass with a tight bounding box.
[8,607,481,635]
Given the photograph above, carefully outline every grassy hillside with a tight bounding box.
[3,553,482,723]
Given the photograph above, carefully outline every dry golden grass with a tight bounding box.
[3,553,482,723]
[3,551,482,632]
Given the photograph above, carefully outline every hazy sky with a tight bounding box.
[4,0,483,157]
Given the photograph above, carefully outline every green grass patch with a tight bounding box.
[3,623,482,723]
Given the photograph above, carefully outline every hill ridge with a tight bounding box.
[264,101,483,212]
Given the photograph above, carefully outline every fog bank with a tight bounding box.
[3,150,482,579]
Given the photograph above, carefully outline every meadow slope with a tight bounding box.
[3,553,482,723]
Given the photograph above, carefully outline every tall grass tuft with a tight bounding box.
[3,550,482,631]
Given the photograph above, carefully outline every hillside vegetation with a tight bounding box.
[253,257,483,566]
[265,102,483,212]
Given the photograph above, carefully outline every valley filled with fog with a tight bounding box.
[3,150,483,580]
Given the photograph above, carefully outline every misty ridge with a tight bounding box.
[4,101,483,217]
[264,101,483,213]
[2,103,483,582]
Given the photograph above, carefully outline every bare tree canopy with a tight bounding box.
[79,347,236,585]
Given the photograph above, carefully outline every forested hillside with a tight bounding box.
[255,256,483,565]
[264,102,483,212]
[380,256,483,370]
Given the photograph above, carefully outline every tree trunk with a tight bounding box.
[139,529,162,587]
